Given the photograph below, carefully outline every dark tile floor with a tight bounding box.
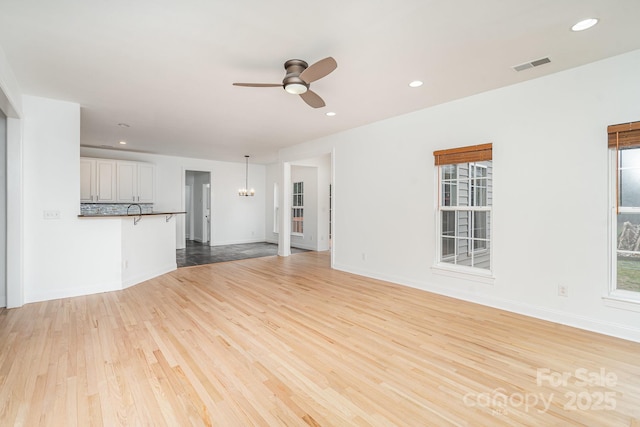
[176,240,309,267]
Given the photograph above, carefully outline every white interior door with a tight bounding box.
[185,185,193,239]
[202,183,210,243]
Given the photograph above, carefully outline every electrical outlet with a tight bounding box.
[362,253,367,261]
[558,285,568,297]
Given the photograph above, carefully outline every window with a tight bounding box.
[470,164,488,251]
[609,121,640,296]
[292,181,304,234]
[434,143,492,272]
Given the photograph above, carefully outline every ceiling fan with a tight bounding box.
[233,57,337,108]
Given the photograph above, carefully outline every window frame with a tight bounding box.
[292,181,304,236]
[608,148,640,304]
[469,163,489,254]
[436,162,492,272]
[433,143,494,282]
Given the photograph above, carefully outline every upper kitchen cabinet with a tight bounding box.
[116,161,155,203]
[80,158,117,203]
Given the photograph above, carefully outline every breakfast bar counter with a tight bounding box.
[77,211,185,289]
[78,211,186,225]
[78,211,186,218]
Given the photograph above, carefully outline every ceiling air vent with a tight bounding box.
[512,57,551,72]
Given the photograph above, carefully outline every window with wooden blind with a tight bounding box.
[609,121,640,296]
[292,181,304,235]
[434,143,492,272]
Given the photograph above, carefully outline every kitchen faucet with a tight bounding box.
[127,203,142,216]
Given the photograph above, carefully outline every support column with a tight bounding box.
[278,161,291,256]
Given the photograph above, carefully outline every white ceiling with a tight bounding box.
[1,0,640,164]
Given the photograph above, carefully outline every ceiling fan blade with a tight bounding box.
[299,90,325,108]
[299,57,337,83]
[233,83,282,87]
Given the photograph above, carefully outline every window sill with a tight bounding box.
[602,291,640,313]
[431,264,495,285]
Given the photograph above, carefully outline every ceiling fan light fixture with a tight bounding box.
[232,57,336,108]
[285,83,308,95]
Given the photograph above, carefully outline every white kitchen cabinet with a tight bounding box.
[80,158,117,203]
[116,161,155,203]
[137,163,155,203]
[80,159,93,202]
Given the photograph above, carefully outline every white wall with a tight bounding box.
[0,43,24,308]
[22,96,122,302]
[80,147,266,247]
[278,49,640,342]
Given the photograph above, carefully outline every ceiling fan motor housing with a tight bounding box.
[283,59,309,94]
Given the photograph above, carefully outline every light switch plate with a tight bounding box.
[43,210,60,220]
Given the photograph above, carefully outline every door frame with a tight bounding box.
[202,182,210,243]
[185,184,193,239]
[1,83,23,308]
[278,149,335,268]
[180,168,213,249]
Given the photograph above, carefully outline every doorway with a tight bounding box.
[279,152,332,259]
[185,170,211,245]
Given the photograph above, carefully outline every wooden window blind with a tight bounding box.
[433,143,492,165]
[609,121,640,214]
[608,121,640,149]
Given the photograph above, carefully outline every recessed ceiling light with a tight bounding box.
[571,18,598,32]
[117,123,130,128]
[119,141,127,145]
[409,80,423,88]
[326,112,336,117]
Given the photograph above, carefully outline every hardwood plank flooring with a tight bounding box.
[1,251,639,426]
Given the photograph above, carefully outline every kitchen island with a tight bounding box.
[78,210,185,223]
[78,211,185,289]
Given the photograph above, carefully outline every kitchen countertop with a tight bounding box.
[78,211,186,218]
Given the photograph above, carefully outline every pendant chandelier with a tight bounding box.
[238,155,255,197]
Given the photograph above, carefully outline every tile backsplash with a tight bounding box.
[81,203,153,215]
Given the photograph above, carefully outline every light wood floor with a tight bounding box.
[1,252,639,426]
